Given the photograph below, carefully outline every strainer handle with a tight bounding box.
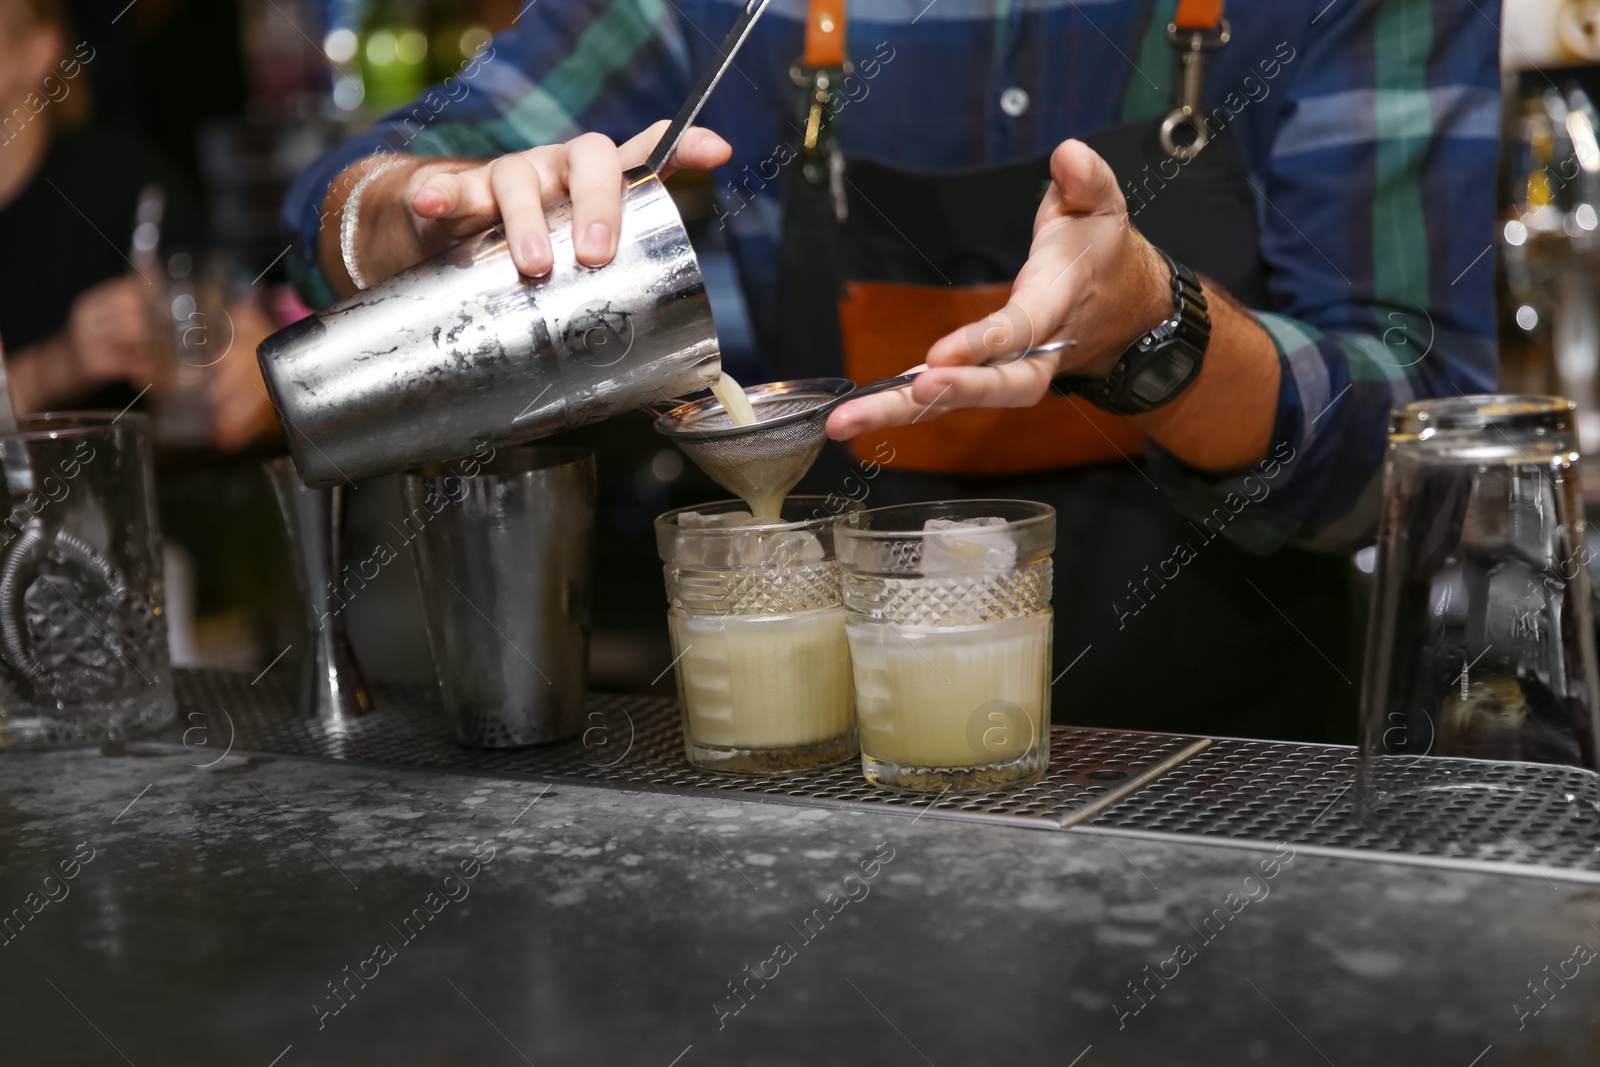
[816,339,1078,416]
[845,373,922,400]
[814,373,923,417]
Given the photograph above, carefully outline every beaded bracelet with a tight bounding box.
[339,156,403,291]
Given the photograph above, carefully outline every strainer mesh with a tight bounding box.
[671,396,828,433]
[660,394,834,498]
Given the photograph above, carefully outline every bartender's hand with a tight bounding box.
[826,139,1282,472]
[322,120,733,295]
[8,276,155,413]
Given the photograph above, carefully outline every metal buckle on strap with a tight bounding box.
[1159,18,1231,161]
[788,57,850,220]
[1165,15,1230,46]
[788,58,852,150]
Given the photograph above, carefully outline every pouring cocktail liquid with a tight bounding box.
[702,371,792,521]
[710,372,759,430]
[657,347,1076,524]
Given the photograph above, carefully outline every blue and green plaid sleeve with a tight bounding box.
[1146,0,1502,554]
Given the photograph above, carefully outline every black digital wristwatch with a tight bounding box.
[1054,248,1211,416]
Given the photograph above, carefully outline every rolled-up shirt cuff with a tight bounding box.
[280,132,409,310]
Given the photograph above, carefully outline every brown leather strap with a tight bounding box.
[804,0,846,68]
[1173,0,1224,31]
[838,281,1145,474]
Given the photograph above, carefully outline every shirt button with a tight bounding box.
[1000,87,1030,117]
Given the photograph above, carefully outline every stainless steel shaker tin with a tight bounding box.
[258,167,720,487]
[402,446,596,748]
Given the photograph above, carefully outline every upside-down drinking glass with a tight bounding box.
[1359,396,1600,809]
[835,500,1055,792]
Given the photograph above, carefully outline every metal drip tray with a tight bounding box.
[1088,737,1600,878]
[162,672,1205,829]
[154,672,1600,882]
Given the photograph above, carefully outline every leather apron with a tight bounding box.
[773,0,1355,742]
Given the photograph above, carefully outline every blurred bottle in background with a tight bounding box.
[1498,3,1600,504]
[1502,81,1600,499]
[357,0,427,114]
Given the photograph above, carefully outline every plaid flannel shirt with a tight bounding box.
[283,0,1503,553]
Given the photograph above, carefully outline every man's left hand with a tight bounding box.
[826,139,1172,440]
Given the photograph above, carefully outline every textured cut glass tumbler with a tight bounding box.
[0,413,173,746]
[1359,396,1600,809]
[836,500,1054,792]
[656,497,857,774]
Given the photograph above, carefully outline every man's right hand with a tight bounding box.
[322,120,732,295]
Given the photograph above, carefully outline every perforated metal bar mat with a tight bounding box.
[1084,737,1600,882]
[154,671,1600,882]
[159,671,1205,831]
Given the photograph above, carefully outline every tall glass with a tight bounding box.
[835,500,1055,792]
[0,413,174,746]
[656,497,857,774]
[1360,396,1600,807]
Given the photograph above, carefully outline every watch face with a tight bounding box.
[1130,351,1196,406]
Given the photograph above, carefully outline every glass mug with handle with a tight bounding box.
[0,413,174,746]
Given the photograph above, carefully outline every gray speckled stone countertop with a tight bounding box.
[2,745,1599,1066]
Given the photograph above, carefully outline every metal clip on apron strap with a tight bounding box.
[792,0,847,151]
[793,0,849,218]
[1161,0,1229,161]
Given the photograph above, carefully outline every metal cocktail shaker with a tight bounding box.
[257,167,720,487]
[401,446,595,748]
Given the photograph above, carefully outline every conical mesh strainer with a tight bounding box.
[652,378,858,503]
[654,342,1077,502]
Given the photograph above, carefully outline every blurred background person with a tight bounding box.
[0,0,295,674]
[0,0,277,449]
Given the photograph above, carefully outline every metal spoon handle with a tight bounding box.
[815,373,922,417]
[814,340,1079,418]
[994,338,1075,363]
[645,0,774,174]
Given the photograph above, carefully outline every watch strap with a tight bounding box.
[1055,248,1210,416]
